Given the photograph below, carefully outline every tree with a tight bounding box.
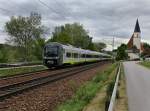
[32,38,46,60]
[141,42,150,57]
[94,42,106,52]
[0,44,8,63]
[143,42,150,49]
[50,26,72,44]
[116,44,128,60]
[87,42,96,51]
[5,12,44,61]
[0,44,18,63]
[49,23,92,49]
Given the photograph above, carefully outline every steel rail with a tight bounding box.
[0,62,104,101]
[0,69,49,80]
[0,62,95,80]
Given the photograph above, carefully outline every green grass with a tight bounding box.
[115,63,128,111]
[139,61,150,69]
[0,65,48,77]
[56,63,117,111]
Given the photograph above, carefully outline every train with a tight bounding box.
[43,42,112,68]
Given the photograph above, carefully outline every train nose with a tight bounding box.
[47,60,54,64]
[44,56,60,67]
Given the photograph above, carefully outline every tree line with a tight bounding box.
[115,42,150,60]
[0,12,106,63]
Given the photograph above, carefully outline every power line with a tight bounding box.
[54,0,68,15]
[1,0,41,15]
[0,7,14,14]
[54,0,76,19]
[37,0,66,19]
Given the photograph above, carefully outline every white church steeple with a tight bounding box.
[133,19,141,52]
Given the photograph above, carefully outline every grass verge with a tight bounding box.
[83,63,117,111]
[139,61,150,69]
[0,65,48,77]
[115,63,128,111]
[55,63,117,111]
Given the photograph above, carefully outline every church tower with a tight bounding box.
[133,19,141,52]
[127,19,142,60]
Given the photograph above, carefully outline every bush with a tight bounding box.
[106,81,115,96]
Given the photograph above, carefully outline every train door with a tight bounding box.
[58,46,63,66]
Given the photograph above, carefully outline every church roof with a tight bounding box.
[127,34,134,49]
[134,19,141,32]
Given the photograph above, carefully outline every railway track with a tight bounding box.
[0,62,89,80]
[0,63,99,86]
[0,62,107,101]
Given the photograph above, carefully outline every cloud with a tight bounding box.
[0,0,150,49]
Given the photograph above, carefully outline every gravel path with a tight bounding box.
[0,63,110,111]
[123,61,150,111]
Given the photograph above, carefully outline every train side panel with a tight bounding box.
[43,42,112,68]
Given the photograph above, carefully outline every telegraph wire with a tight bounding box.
[54,0,76,19]
[0,7,14,14]
[1,0,39,15]
[53,0,68,15]
[37,0,66,19]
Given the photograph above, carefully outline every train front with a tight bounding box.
[43,43,62,68]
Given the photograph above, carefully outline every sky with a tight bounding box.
[0,0,150,50]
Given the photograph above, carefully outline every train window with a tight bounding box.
[45,46,58,57]
[86,54,92,58]
[99,55,103,58]
[73,53,78,58]
[79,54,81,58]
[81,54,86,58]
[95,55,99,58]
[66,52,71,58]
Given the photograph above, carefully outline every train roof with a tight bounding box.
[46,42,111,57]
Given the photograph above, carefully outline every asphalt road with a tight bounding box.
[123,61,150,111]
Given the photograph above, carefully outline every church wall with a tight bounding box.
[133,32,141,50]
[133,38,141,49]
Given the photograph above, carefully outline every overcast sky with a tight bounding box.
[0,0,150,50]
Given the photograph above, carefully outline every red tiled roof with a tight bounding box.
[141,43,144,52]
[127,34,134,49]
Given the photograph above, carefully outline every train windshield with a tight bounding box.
[45,46,58,57]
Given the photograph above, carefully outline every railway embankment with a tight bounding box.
[82,63,128,111]
[0,65,47,77]
[0,62,110,111]
[55,63,117,111]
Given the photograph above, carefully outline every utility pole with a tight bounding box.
[101,36,115,62]
[112,37,115,62]
[112,37,115,52]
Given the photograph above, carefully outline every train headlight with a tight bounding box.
[47,60,54,64]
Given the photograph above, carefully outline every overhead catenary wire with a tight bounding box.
[53,0,70,17]
[54,0,77,20]
[37,0,66,19]
[0,7,14,15]
[1,0,66,19]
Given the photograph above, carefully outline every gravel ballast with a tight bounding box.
[0,63,110,111]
